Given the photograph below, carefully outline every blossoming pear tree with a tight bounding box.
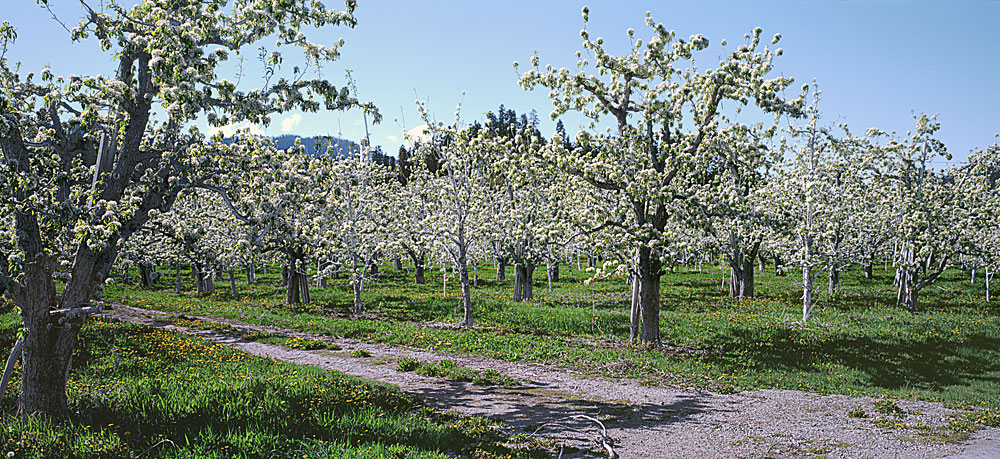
[872,115,968,310]
[957,142,1000,302]
[0,0,367,418]
[323,147,397,314]
[518,7,799,342]
[410,102,494,327]
[771,86,859,321]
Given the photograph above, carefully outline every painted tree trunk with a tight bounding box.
[864,262,873,280]
[299,270,311,304]
[629,274,640,340]
[547,262,559,286]
[729,261,755,299]
[459,262,474,327]
[895,267,918,311]
[201,269,215,294]
[495,257,507,281]
[774,256,784,277]
[986,267,992,303]
[802,265,814,323]
[828,261,840,295]
[513,263,535,302]
[352,278,363,314]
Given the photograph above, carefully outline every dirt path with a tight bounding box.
[105,303,1000,459]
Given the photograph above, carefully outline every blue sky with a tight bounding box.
[4,1,999,164]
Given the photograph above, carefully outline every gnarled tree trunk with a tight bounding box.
[729,261,755,299]
[630,246,661,343]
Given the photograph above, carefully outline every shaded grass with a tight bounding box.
[0,311,546,458]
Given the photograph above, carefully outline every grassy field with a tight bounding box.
[105,262,1000,429]
[0,310,546,458]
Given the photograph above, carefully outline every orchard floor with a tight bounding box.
[107,302,1000,459]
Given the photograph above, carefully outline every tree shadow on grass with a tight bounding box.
[701,326,1000,392]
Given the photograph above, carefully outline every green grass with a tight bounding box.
[106,261,1000,428]
[0,311,546,458]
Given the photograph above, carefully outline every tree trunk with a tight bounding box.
[629,273,641,340]
[174,262,182,294]
[245,262,255,284]
[202,269,215,294]
[986,267,992,303]
[729,260,755,299]
[895,266,918,311]
[774,256,784,277]
[17,263,79,419]
[392,257,402,271]
[352,276,363,314]
[802,265,814,322]
[629,246,662,343]
[547,261,559,285]
[228,268,238,298]
[368,259,379,277]
[19,325,77,419]
[864,262,873,280]
[828,260,840,295]
[286,261,301,305]
[587,254,597,269]
[414,255,426,285]
[194,264,205,294]
[459,260,474,327]
[138,263,153,288]
[513,262,535,302]
[495,257,507,281]
[299,270,311,304]
[281,265,289,287]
